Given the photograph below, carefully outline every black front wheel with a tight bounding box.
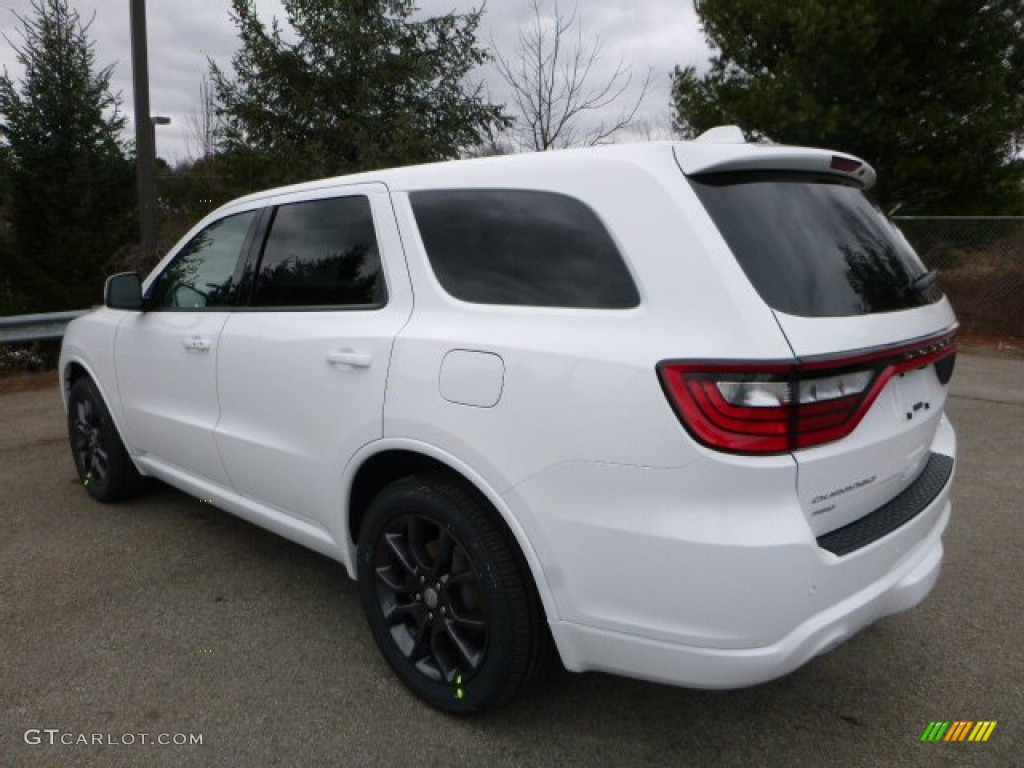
[68,377,146,502]
[357,474,550,714]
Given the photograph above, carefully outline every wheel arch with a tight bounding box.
[62,355,110,410]
[63,359,90,405]
[342,440,561,628]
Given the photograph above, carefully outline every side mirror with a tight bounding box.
[104,272,144,310]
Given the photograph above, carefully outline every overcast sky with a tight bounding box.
[0,0,712,164]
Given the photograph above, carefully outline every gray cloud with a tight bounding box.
[1,0,710,164]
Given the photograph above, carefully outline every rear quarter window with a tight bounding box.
[689,173,941,317]
[409,189,639,309]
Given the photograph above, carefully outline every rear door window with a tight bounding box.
[409,189,639,309]
[689,173,941,317]
[250,196,387,308]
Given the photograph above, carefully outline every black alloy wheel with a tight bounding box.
[67,377,145,502]
[373,513,489,685]
[357,473,550,714]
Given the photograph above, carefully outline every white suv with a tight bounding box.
[60,130,958,714]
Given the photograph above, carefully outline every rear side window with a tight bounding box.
[251,196,386,308]
[409,189,639,308]
[689,173,941,317]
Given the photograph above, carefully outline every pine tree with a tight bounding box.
[672,0,1024,214]
[210,0,508,185]
[0,0,135,313]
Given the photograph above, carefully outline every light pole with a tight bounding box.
[129,0,158,261]
[152,116,171,206]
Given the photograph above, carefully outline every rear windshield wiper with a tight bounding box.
[904,269,937,297]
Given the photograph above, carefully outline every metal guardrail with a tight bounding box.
[0,310,91,344]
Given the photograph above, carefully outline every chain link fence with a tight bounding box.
[895,217,1024,339]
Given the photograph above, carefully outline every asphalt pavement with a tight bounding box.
[1,353,1021,767]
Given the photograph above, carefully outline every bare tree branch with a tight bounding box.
[492,0,652,151]
[184,74,220,162]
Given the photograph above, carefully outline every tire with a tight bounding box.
[67,376,147,502]
[356,473,549,715]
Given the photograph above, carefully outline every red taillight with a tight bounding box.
[657,329,958,455]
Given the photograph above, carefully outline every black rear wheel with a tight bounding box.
[357,473,549,714]
[68,377,146,502]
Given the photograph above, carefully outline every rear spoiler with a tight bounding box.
[676,126,877,189]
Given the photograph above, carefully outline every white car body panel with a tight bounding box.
[115,311,233,485]
[775,293,958,538]
[58,139,957,692]
[59,309,122,420]
[214,184,412,542]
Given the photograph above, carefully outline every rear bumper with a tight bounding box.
[550,498,947,688]
[507,418,955,688]
[817,452,953,556]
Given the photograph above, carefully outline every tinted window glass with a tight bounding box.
[410,190,639,308]
[149,211,256,309]
[690,173,940,317]
[251,196,386,308]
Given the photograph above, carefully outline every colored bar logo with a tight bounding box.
[920,721,997,742]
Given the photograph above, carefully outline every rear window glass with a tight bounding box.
[689,173,941,317]
[409,189,639,308]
